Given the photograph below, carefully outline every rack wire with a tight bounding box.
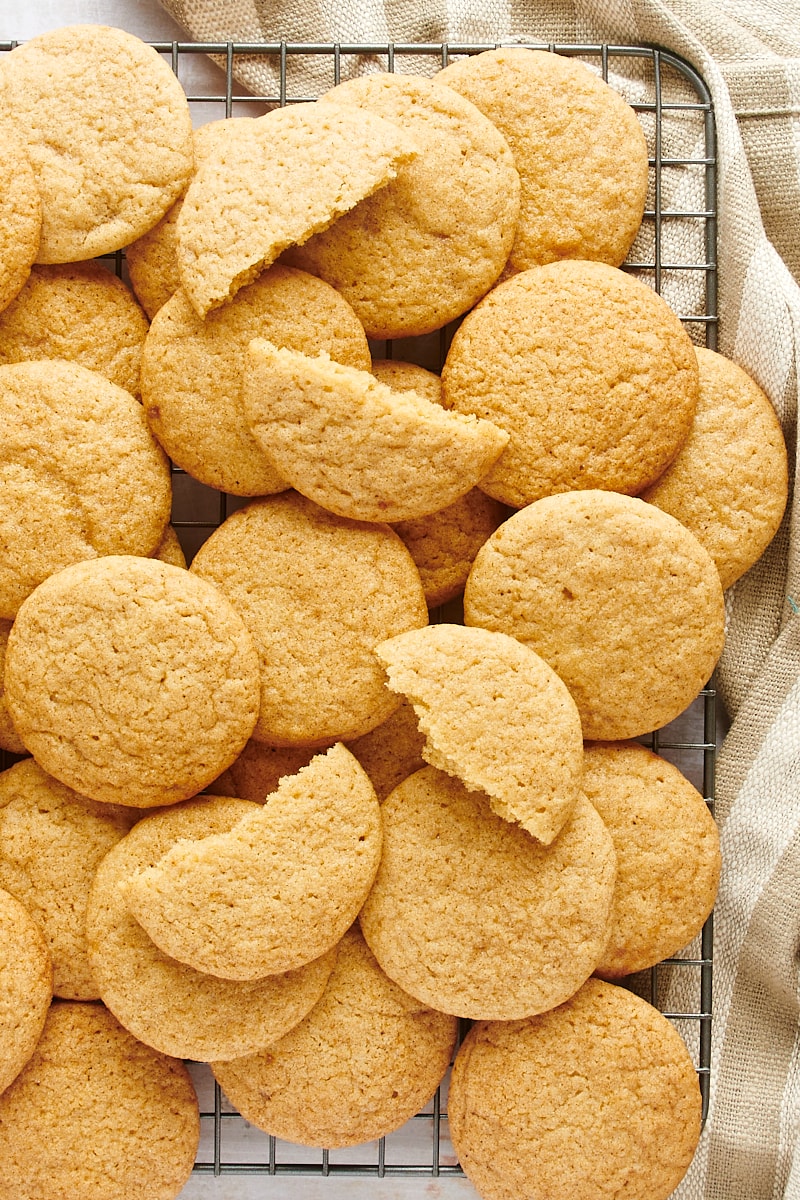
[0,34,718,1191]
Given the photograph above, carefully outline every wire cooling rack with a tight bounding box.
[0,34,718,1192]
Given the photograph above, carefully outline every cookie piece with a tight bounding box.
[582,741,720,977]
[151,524,187,569]
[641,346,789,588]
[190,492,428,746]
[371,358,443,401]
[0,133,40,313]
[359,767,616,1019]
[346,698,427,801]
[175,101,418,316]
[122,745,381,980]
[0,621,24,755]
[213,924,457,1148]
[441,261,699,508]
[0,1001,199,1200]
[0,262,149,395]
[0,359,172,618]
[376,624,584,843]
[5,555,261,807]
[141,264,370,496]
[243,340,508,522]
[86,795,337,1062]
[449,977,702,1200]
[438,47,648,272]
[211,739,326,802]
[286,72,519,338]
[0,887,51,1095]
[0,759,134,999]
[464,490,725,740]
[0,25,193,263]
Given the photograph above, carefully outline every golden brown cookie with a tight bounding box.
[211,739,326,802]
[0,886,51,1095]
[175,101,418,316]
[0,262,149,395]
[0,621,24,755]
[641,346,789,589]
[141,264,370,496]
[438,47,649,272]
[86,795,337,1062]
[243,340,508,522]
[122,745,381,980]
[151,524,187,569]
[441,261,699,508]
[371,358,443,401]
[464,490,725,740]
[0,132,40,313]
[449,977,702,1200]
[346,698,427,801]
[286,72,519,338]
[582,741,720,977]
[189,492,428,746]
[0,1000,199,1200]
[0,25,193,263]
[0,759,135,1000]
[359,767,616,1019]
[5,555,261,807]
[212,925,458,1148]
[0,359,172,618]
[376,624,584,844]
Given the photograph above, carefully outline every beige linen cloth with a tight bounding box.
[159,0,800,1195]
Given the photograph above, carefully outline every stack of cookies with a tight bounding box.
[0,22,789,1200]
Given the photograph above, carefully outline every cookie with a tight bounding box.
[464,490,725,740]
[212,924,458,1148]
[448,977,702,1200]
[371,358,443,401]
[376,624,584,843]
[582,741,720,977]
[189,492,428,746]
[0,621,24,755]
[175,101,418,316]
[0,1000,199,1200]
[0,758,135,999]
[4,555,261,807]
[346,698,427,801]
[141,263,370,496]
[0,132,40,313]
[86,795,337,1062]
[437,47,649,272]
[0,24,193,263]
[0,886,51,1095]
[151,524,187,569]
[0,359,172,618]
[641,346,789,588]
[243,340,508,522]
[441,260,699,508]
[210,739,325,802]
[359,767,616,1019]
[122,745,382,980]
[0,262,149,395]
[286,72,519,338]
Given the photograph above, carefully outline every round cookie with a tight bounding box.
[0,359,172,618]
[641,346,789,589]
[141,263,370,496]
[243,340,508,522]
[582,741,720,977]
[0,262,149,395]
[0,1001,199,1200]
[376,624,584,844]
[448,977,702,1200]
[464,490,725,740]
[0,133,40,314]
[346,698,427,801]
[286,72,520,338]
[211,739,327,802]
[0,886,51,1096]
[441,260,699,508]
[212,925,458,1149]
[0,621,24,755]
[189,492,428,746]
[358,766,616,1019]
[121,745,382,980]
[0,24,193,263]
[437,47,649,272]
[151,524,187,569]
[4,555,261,807]
[0,758,135,1000]
[86,795,337,1062]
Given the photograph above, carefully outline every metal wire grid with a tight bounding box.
[0,35,718,1186]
